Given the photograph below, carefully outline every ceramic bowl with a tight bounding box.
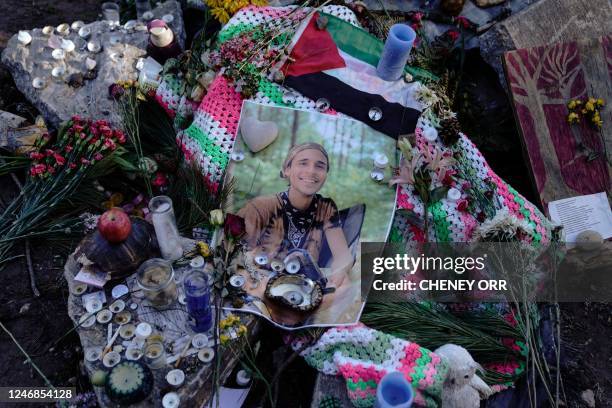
[162,14,174,24]
[42,26,54,35]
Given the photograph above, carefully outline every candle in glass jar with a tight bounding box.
[183,269,213,333]
[144,340,166,369]
[149,196,183,261]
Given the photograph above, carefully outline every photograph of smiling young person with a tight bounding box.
[224,102,397,329]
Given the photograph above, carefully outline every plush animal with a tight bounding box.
[434,344,492,408]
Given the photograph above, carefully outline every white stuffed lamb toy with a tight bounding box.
[434,344,493,408]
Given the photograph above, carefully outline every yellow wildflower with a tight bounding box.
[567,112,580,124]
[596,98,605,107]
[585,101,595,112]
[237,325,247,336]
[567,100,577,109]
[197,241,211,257]
[220,334,230,344]
[592,112,603,127]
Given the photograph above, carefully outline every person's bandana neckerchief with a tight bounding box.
[281,191,318,249]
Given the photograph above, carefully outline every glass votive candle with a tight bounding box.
[183,268,213,333]
[137,258,178,308]
[144,339,167,369]
[149,196,183,261]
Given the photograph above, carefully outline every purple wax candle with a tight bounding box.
[376,24,416,81]
[184,269,212,332]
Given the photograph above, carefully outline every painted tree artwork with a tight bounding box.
[504,35,612,213]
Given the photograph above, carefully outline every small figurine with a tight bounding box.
[146,19,181,64]
[434,344,492,408]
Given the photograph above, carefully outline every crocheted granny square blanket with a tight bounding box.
[294,324,448,408]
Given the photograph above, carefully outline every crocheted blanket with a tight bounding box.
[294,324,448,408]
[153,5,555,406]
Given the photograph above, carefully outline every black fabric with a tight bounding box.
[285,72,420,139]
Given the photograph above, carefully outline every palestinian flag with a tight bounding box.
[281,13,436,139]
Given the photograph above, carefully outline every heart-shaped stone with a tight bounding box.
[240,116,279,153]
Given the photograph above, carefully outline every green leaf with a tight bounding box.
[430,186,450,203]
[395,209,425,229]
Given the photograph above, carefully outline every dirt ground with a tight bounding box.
[0,2,610,407]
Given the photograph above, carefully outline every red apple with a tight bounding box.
[98,208,132,243]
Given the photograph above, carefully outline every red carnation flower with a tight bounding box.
[94,153,104,161]
[103,138,117,151]
[53,153,66,166]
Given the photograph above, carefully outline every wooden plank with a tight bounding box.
[504,34,612,212]
[480,0,612,88]
[311,374,353,408]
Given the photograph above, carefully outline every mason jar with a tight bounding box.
[137,258,178,308]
